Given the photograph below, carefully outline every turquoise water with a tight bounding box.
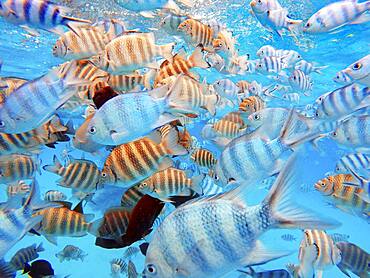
[0,0,369,277]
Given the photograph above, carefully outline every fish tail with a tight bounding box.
[43,155,63,174]
[204,94,219,116]
[189,46,210,69]
[143,69,157,90]
[314,65,329,74]
[36,242,45,252]
[159,126,188,156]
[61,15,91,33]
[88,218,103,237]
[0,259,15,277]
[264,154,341,230]
[160,43,176,63]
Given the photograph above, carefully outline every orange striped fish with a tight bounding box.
[178,19,215,48]
[212,119,247,139]
[120,184,146,211]
[0,154,40,184]
[221,111,247,128]
[33,201,94,244]
[107,69,157,93]
[190,148,217,169]
[101,125,188,188]
[239,95,265,114]
[236,80,251,94]
[138,167,203,201]
[90,207,131,240]
[178,128,193,151]
[315,174,369,217]
[154,47,210,86]
[91,32,175,74]
[43,155,102,194]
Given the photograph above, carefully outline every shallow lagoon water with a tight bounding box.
[0,0,369,277]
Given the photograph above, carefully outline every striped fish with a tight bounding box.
[315,174,370,217]
[178,128,193,151]
[121,184,146,210]
[111,258,127,275]
[212,119,247,139]
[123,246,140,260]
[256,56,287,73]
[7,180,31,198]
[53,26,113,61]
[0,154,39,184]
[177,19,215,48]
[282,93,300,104]
[256,45,278,58]
[0,76,28,96]
[239,267,291,278]
[250,0,283,32]
[236,80,252,95]
[239,95,265,114]
[0,0,91,34]
[33,202,94,244]
[314,84,369,120]
[334,54,370,87]
[44,190,67,202]
[190,148,217,169]
[89,207,131,239]
[200,174,223,195]
[222,112,247,128]
[143,155,339,278]
[115,0,193,12]
[0,61,91,133]
[329,233,350,244]
[330,115,370,149]
[288,69,313,94]
[55,245,87,262]
[127,260,138,278]
[43,155,102,193]
[101,127,187,188]
[91,32,175,74]
[265,8,302,36]
[10,243,44,270]
[304,1,370,33]
[335,153,370,175]
[213,79,240,103]
[160,13,190,35]
[138,167,203,201]
[107,70,156,92]
[295,60,327,75]
[154,47,210,87]
[335,242,370,278]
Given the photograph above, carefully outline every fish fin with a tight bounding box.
[191,174,205,194]
[139,11,157,18]
[45,235,58,245]
[24,215,43,234]
[314,65,329,74]
[158,157,174,171]
[24,179,61,212]
[265,154,341,229]
[73,201,84,214]
[152,113,179,130]
[139,242,149,256]
[88,218,103,237]
[242,240,293,266]
[29,228,41,236]
[149,84,171,99]
[42,154,62,173]
[0,259,15,277]
[204,94,218,116]
[160,43,176,63]
[20,25,40,36]
[37,242,45,252]
[287,19,303,33]
[62,15,91,30]
[55,201,73,209]
[337,264,351,277]
[177,0,194,7]
[160,125,188,156]
[84,213,95,222]
[189,47,210,69]
[174,48,187,59]
[349,13,370,25]
[157,196,174,203]
[143,69,157,90]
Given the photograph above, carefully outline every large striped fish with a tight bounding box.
[143,155,340,278]
[334,54,370,87]
[335,242,370,278]
[121,184,146,211]
[0,0,91,34]
[177,19,216,48]
[0,154,40,184]
[335,152,370,176]
[0,61,91,133]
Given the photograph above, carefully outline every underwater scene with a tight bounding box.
[0,0,369,277]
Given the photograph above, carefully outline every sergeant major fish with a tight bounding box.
[334,54,370,86]
[10,243,45,271]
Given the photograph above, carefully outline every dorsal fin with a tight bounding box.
[73,201,84,214]
[55,201,73,210]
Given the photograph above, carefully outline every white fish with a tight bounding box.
[288,69,313,94]
[295,60,328,74]
[334,54,370,86]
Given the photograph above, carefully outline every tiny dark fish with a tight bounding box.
[281,233,297,242]
[93,86,118,109]
[239,267,291,277]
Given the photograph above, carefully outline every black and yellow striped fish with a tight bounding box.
[190,148,217,169]
[10,243,44,271]
[121,184,146,211]
[0,154,40,184]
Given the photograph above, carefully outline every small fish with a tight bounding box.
[295,60,328,75]
[222,111,248,128]
[282,93,300,104]
[239,95,265,114]
[111,258,127,277]
[107,70,156,92]
[206,52,226,72]
[288,69,313,94]
[0,154,40,184]
[239,266,291,277]
[143,155,339,278]
[123,246,140,260]
[178,18,215,48]
[91,32,174,74]
[10,243,45,271]
[190,148,218,169]
[213,79,240,103]
[44,190,67,202]
[304,0,370,33]
[7,180,31,198]
[209,119,248,140]
[335,153,370,175]
[334,54,370,87]
[329,233,350,243]
[256,56,288,73]
[160,12,190,35]
[314,84,369,120]
[43,155,102,193]
[138,167,203,201]
[0,0,91,35]
[127,260,138,278]
[23,259,55,278]
[56,245,87,262]
[121,184,146,211]
[335,242,370,278]
[101,127,187,187]
[256,45,302,67]
[265,8,302,36]
[250,0,283,32]
[281,233,296,241]
[212,30,238,63]
[89,207,131,240]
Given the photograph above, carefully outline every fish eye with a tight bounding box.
[293,76,296,80]
[352,63,362,70]
[0,121,5,128]
[315,112,319,117]
[332,131,337,137]
[89,126,97,134]
[321,182,325,187]
[336,167,340,171]
[101,172,107,177]
[146,264,156,274]
[253,114,260,120]
[305,22,311,27]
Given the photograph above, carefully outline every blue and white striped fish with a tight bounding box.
[282,93,300,104]
[250,0,283,31]
[142,155,340,278]
[335,153,370,176]
[288,69,313,94]
[265,8,302,36]
[314,85,369,120]
[0,61,89,133]
[201,175,224,196]
[213,79,240,103]
[304,0,370,33]
[295,60,328,75]
[0,0,91,34]
[256,56,288,73]
[334,54,370,87]
[257,45,301,67]
[160,13,190,35]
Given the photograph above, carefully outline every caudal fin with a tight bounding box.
[189,47,210,69]
[160,43,176,63]
[264,154,341,230]
[160,126,188,156]
[42,155,63,174]
[204,94,218,116]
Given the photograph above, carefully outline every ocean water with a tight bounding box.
[0,0,369,277]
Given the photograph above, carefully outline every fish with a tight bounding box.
[0,0,91,35]
[238,266,291,277]
[127,260,138,278]
[202,119,248,144]
[200,174,224,195]
[91,32,175,74]
[282,93,300,104]
[23,259,55,277]
[0,259,15,278]
[89,207,131,240]
[100,126,188,188]
[330,115,370,150]
[265,8,302,36]
[335,241,370,278]
[304,0,370,33]
[143,154,340,278]
[212,30,238,63]
[206,52,226,72]
[107,70,156,92]
[44,190,67,202]
[0,76,28,96]
[55,245,87,262]
[239,96,265,114]
[222,112,248,128]
[10,243,45,271]
[334,54,370,86]
[314,84,369,120]
[329,233,350,243]
[250,0,283,32]
[257,46,302,68]
[7,180,31,199]
[190,148,218,169]
[213,79,240,103]
[295,60,328,75]
[281,234,296,242]
[0,154,40,184]
[288,69,313,94]
[178,128,193,151]
[111,258,127,277]
[178,19,216,48]
[32,201,95,245]
[0,61,91,133]
[154,47,210,87]
[43,155,102,194]
[256,56,288,73]
[115,0,193,13]
[123,246,140,260]
[160,13,190,35]
[121,185,146,211]
[138,167,203,201]
[334,153,370,175]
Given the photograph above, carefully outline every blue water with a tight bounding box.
[0,0,369,277]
